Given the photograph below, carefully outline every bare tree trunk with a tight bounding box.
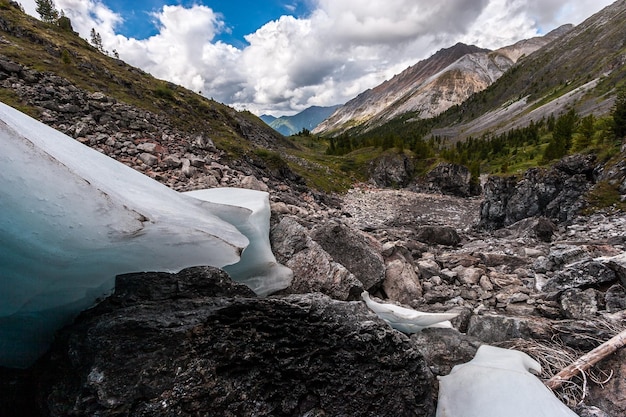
[546,329,626,390]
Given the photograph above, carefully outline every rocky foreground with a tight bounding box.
[3,176,625,416]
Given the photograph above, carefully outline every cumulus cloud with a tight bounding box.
[19,0,616,116]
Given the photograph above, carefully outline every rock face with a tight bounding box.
[35,267,435,417]
[368,152,415,188]
[413,163,481,197]
[480,154,597,229]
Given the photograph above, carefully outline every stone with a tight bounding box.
[138,152,158,166]
[311,220,385,291]
[417,259,441,280]
[543,260,617,293]
[271,217,363,300]
[162,154,182,168]
[414,225,461,246]
[479,155,596,229]
[467,314,553,343]
[417,162,481,197]
[34,268,435,417]
[559,288,599,319]
[368,152,414,188]
[241,175,269,192]
[382,244,423,304]
[601,252,626,287]
[136,142,157,153]
[411,328,482,376]
[454,266,483,285]
[604,284,626,312]
[181,158,196,177]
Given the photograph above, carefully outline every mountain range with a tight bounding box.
[313,25,573,136]
[261,105,341,136]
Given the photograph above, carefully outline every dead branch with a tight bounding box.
[546,328,626,391]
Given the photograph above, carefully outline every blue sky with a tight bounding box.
[101,0,312,47]
[20,0,617,116]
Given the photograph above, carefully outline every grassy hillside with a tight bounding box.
[0,3,365,191]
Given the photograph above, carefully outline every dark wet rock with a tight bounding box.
[414,225,461,247]
[479,155,596,229]
[35,267,435,417]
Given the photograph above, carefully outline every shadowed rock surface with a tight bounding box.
[33,267,435,417]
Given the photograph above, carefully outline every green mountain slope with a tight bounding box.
[0,2,292,157]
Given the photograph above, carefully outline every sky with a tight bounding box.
[20,0,616,116]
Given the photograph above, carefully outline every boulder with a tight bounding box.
[467,314,553,343]
[411,328,482,376]
[34,267,435,417]
[604,284,626,312]
[543,260,617,294]
[310,220,385,291]
[480,155,596,229]
[414,225,461,247]
[271,217,363,300]
[559,288,599,319]
[381,243,422,304]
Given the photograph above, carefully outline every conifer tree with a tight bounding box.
[90,28,104,52]
[612,89,626,139]
[35,0,59,23]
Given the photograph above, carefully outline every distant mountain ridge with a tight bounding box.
[313,25,572,136]
[263,105,341,136]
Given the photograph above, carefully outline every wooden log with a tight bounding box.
[546,328,626,390]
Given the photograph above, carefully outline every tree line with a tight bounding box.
[324,89,626,175]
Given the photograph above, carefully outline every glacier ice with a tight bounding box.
[0,102,291,368]
[184,188,293,296]
[436,345,579,417]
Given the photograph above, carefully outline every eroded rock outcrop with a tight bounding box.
[33,267,435,417]
[480,154,597,229]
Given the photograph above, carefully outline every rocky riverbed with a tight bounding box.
[4,183,623,417]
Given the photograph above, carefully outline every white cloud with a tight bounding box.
[19,0,616,116]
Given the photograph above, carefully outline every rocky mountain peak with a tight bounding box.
[313,29,572,136]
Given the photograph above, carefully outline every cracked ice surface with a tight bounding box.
[0,102,290,368]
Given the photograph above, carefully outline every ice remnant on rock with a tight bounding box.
[0,102,291,368]
[436,345,579,417]
[361,291,458,333]
[185,188,293,296]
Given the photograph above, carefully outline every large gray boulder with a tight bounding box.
[35,267,435,417]
[271,217,363,300]
[310,220,386,291]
